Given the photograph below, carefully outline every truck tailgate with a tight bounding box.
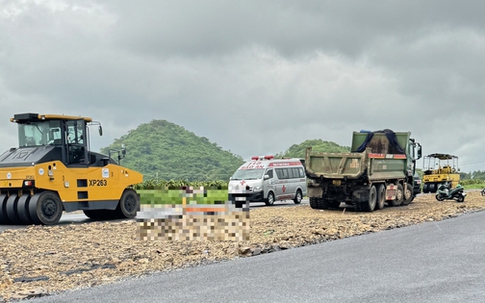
[305,148,366,179]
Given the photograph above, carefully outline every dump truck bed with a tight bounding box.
[305,149,407,181]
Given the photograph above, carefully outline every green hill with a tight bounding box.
[100,120,244,181]
[276,139,350,159]
[100,121,351,182]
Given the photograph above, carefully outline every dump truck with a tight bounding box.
[422,153,460,193]
[305,130,422,212]
[0,113,143,225]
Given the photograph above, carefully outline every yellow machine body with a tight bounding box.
[0,113,143,225]
[422,153,460,193]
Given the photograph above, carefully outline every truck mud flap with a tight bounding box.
[352,188,369,203]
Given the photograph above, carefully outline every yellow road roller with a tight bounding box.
[0,113,143,225]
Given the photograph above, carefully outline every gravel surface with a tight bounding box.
[1,191,484,302]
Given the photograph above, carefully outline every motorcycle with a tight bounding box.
[481,187,485,196]
[435,183,466,202]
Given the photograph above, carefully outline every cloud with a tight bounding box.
[1,0,485,173]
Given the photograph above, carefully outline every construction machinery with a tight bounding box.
[305,130,422,212]
[0,113,143,225]
[422,153,460,193]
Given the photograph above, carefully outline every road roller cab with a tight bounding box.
[0,113,143,225]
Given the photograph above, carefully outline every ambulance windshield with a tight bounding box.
[231,169,264,180]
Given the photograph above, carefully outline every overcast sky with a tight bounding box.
[1,0,485,172]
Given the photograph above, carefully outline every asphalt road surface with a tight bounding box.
[30,209,485,302]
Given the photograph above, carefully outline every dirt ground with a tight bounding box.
[1,191,484,301]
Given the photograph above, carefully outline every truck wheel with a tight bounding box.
[429,183,437,193]
[402,184,413,206]
[317,198,329,209]
[362,185,376,212]
[265,192,275,206]
[309,197,318,209]
[28,191,63,225]
[391,184,404,206]
[293,190,302,204]
[376,184,386,210]
[309,197,328,209]
[115,189,140,218]
[354,201,363,212]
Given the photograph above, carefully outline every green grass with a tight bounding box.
[138,189,228,205]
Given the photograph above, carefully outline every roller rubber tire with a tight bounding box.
[115,189,140,218]
[0,194,12,224]
[29,191,63,225]
[6,195,21,224]
[16,195,32,224]
[423,183,429,193]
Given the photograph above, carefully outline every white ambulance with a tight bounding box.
[228,155,307,206]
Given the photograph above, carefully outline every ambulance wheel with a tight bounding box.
[265,192,275,206]
[28,191,63,225]
[115,189,139,218]
[293,190,302,204]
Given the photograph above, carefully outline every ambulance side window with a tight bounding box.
[266,169,273,179]
[275,168,283,179]
[277,168,289,179]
